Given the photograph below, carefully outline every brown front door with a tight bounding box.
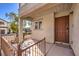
[55,15,69,43]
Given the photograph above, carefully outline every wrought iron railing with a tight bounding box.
[17,38,46,56]
[1,37,46,56]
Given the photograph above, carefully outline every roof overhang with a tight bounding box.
[20,3,73,19]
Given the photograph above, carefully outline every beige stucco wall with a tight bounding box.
[70,4,79,56]
[31,4,79,55]
[20,3,79,55]
[32,12,54,43]
[31,8,71,43]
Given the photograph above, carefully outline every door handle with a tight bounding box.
[67,27,69,30]
[66,27,69,30]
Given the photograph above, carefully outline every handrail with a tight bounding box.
[1,36,46,56]
[1,37,18,56]
[18,38,46,56]
[22,38,45,52]
[1,37,15,56]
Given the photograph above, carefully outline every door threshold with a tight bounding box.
[55,41,71,48]
[55,41,70,46]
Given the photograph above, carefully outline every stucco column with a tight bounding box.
[18,18,23,43]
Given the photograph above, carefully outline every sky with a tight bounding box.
[0,3,19,22]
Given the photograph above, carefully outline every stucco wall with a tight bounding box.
[0,28,8,34]
[0,20,8,27]
[70,4,79,56]
[31,9,72,43]
[20,3,79,55]
[31,4,79,55]
[31,3,72,43]
[31,13,54,43]
[30,4,72,44]
[0,20,8,34]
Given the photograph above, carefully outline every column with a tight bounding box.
[18,18,23,43]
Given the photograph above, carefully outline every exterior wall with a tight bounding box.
[31,9,71,43]
[0,19,8,34]
[0,28,8,34]
[21,3,79,55]
[20,4,72,43]
[31,13,54,43]
[20,3,79,55]
[70,4,79,56]
[0,20,8,27]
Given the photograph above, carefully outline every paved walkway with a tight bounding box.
[46,44,74,56]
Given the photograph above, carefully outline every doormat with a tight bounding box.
[55,43,71,49]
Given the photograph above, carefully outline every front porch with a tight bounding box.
[19,3,79,56]
[1,35,74,56]
[0,33,74,56]
[46,44,74,56]
[1,3,79,56]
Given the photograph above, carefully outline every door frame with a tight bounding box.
[54,15,69,44]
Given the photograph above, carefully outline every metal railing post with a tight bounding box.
[17,44,22,56]
[44,38,46,56]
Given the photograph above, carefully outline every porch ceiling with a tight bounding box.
[20,3,59,19]
[20,3,73,19]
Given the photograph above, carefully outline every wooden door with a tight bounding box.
[55,16,69,43]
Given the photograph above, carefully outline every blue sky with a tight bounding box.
[0,3,19,22]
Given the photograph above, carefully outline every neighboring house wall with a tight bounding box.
[0,19,9,34]
[0,28,8,34]
[0,20,8,27]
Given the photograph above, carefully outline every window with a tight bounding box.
[39,21,42,29]
[1,30,5,34]
[23,20,32,29]
[23,20,32,33]
[0,22,4,25]
[34,21,42,30]
[35,22,38,29]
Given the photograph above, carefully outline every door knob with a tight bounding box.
[67,27,69,30]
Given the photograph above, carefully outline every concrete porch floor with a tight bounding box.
[1,38,75,56]
[46,43,74,56]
